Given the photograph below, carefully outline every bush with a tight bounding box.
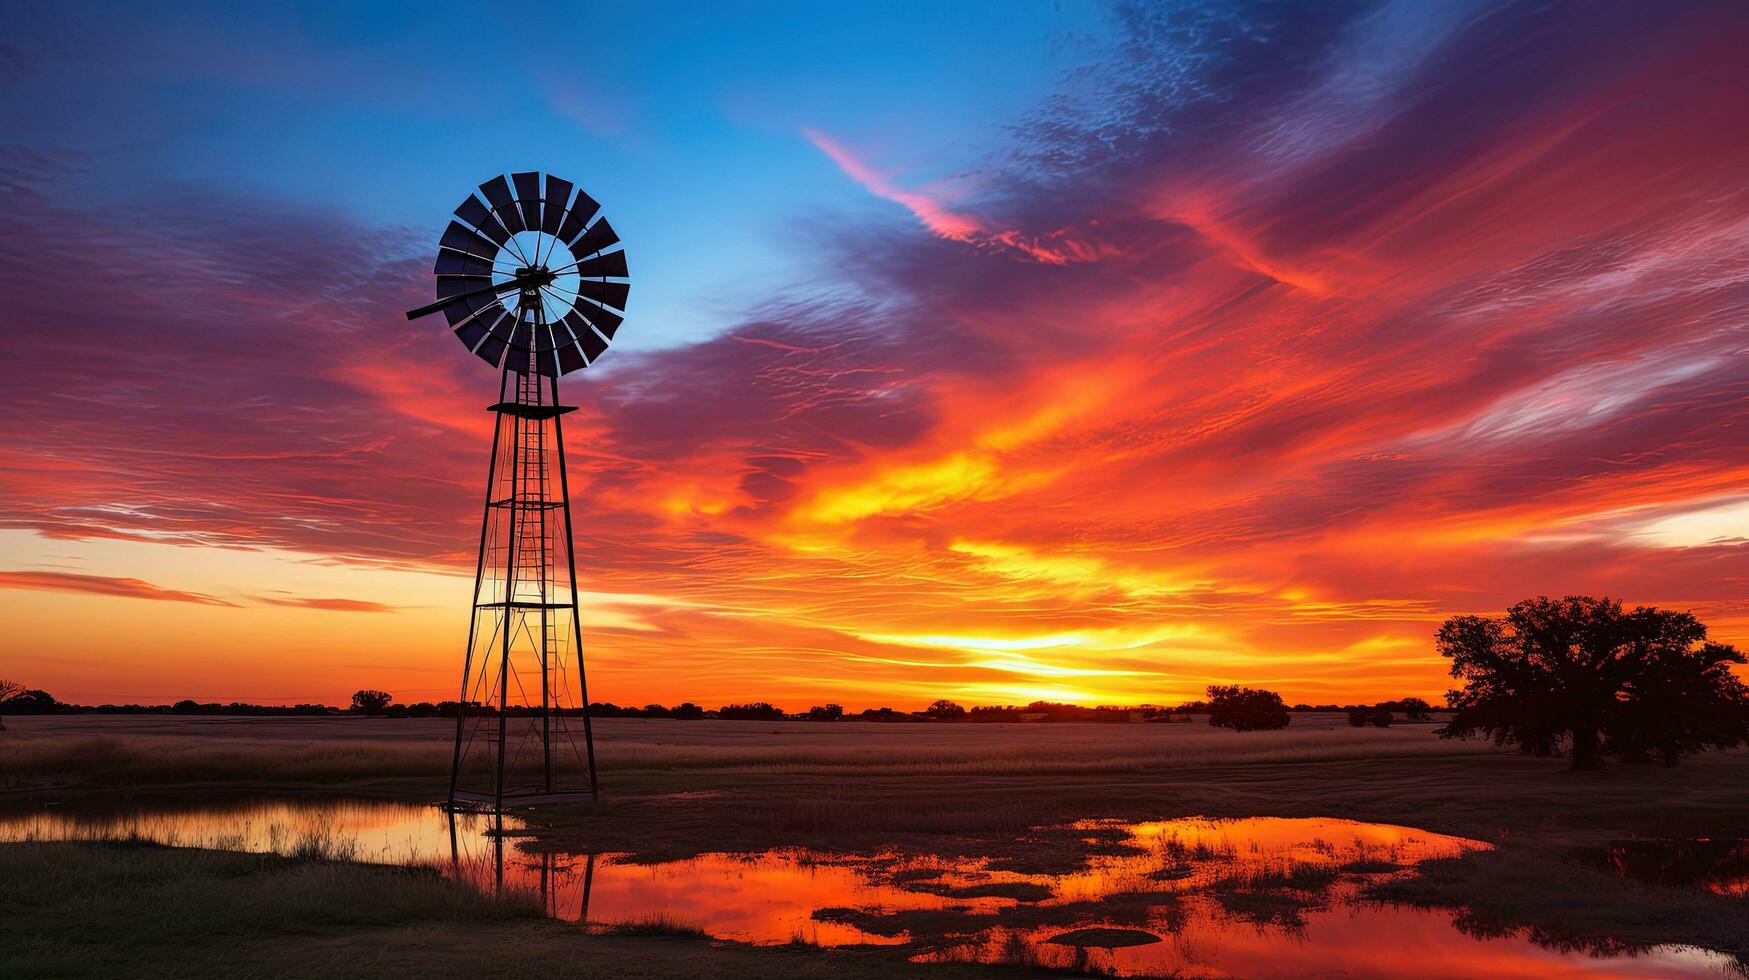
[1347,707,1369,728]
[1206,685,1291,732]
[717,702,785,721]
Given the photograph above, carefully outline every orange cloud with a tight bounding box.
[253,596,401,613]
[0,571,237,607]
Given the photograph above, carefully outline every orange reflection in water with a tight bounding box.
[0,797,516,864]
[922,889,1733,979]
[1,801,1737,978]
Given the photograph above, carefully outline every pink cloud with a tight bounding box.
[803,128,1114,265]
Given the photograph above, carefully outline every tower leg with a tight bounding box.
[449,300,597,808]
[450,367,511,808]
[550,369,599,797]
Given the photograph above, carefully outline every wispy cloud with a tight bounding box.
[803,128,1113,264]
[253,596,400,613]
[0,570,237,606]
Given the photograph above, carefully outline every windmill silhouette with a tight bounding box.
[406,171,629,808]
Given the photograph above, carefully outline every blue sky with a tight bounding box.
[9,1,1108,349]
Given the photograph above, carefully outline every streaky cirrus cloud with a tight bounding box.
[803,128,1115,265]
[253,596,401,613]
[0,571,237,607]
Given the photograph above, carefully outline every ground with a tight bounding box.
[3,715,1747,976]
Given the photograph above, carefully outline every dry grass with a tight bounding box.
[591,914,711,938]
[0,734,448,789]
[0,715,1501,791]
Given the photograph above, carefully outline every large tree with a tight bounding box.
[1206,685,1291,732]
[349,690,393,715]
[1437,596,1749,769]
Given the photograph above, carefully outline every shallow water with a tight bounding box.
[1,798,1738,978]
[1584,838,1749,898]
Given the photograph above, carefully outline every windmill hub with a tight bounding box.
[515,267,557,288]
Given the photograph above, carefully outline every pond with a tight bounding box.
[1,796,1738,978]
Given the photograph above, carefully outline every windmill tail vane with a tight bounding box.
[406,170,629,809]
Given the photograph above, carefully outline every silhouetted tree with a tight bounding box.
[350,690,393,715]
[0,690,57,716]
[1347,706,1369,728]
[670,702,705,720]
[806,704,843,721]
[1206,685,1290,732]
[1438,596,1749,769]
[1399,696,1433,721]
[925,699,967,721]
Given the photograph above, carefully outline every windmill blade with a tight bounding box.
[453,195,511,245]
[578,324,610,361]
[564,301,623,340]
[511,172,542,230]
[440,221,498,261]
[440,294,506,329]
[436,275,491,298]
[474,329,508,367]
[576,278,630,311]
[556,341,587,374]
[454,313,494,352]
[570,218,620,257]
[557,189,601,244]
[572,250,628,279]
[480,305,517,342]
[435,251,494,277]
[479,175,525,233]
[541,175,574,235]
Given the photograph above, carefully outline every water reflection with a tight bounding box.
[1,799,1739,978]
[1584,838,1749,898]
[445,808,598,921]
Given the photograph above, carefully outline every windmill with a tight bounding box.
[406,171,629,809]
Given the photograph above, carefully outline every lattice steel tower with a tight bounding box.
[405,171,629,808]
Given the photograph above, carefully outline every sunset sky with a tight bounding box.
[4,2,1747,709]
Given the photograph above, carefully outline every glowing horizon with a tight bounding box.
[3,3,1748,709]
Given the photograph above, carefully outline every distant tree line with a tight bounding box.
[0,687,1445,725]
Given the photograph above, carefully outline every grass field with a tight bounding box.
[1,713,1492,790]
[3,715,1746,976]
